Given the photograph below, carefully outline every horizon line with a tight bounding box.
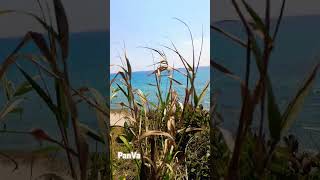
[110,65,209,75]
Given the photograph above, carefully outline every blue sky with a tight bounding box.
[110,0,210,72]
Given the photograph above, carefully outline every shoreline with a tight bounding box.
[110,109,129,126]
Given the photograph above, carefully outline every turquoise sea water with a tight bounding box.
[212,15,320,150]
[110,66,210,110]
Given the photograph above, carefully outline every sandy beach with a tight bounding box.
[110,110,129,127]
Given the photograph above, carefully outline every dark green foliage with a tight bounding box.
[186,129,210,179]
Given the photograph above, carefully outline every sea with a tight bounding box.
[110,66,210,110]
[212,15,320,150]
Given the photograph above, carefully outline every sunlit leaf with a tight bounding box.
[139,130,174,142]
[118,135,133,152]
[197,81,209,107]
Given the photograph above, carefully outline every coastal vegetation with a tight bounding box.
[211,0,320,179]
[110,20,210,179]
